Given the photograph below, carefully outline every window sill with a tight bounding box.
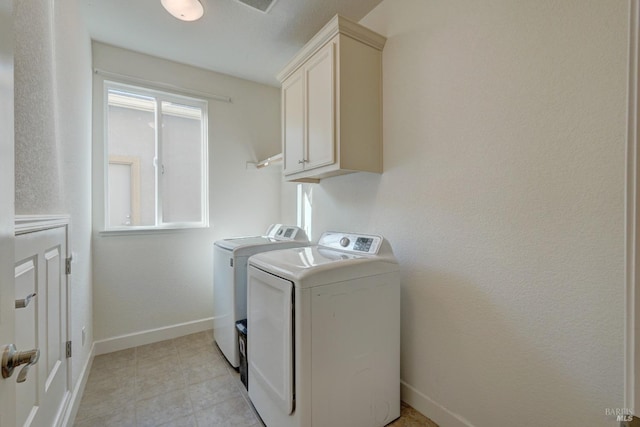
[99,224,210,237]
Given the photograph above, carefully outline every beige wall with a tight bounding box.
[92,43,283,340]
[282,1,628,425]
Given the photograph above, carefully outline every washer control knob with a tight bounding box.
[339,237,350,247]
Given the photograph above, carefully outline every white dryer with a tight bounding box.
[213,224,309,367]
[247,231,400,427]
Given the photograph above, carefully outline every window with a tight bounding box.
[296,183,313,238]
[104,81,208,230]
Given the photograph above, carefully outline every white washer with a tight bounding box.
[247,231,400,427]
[213,224,309,367]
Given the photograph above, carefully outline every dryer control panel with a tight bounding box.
[267,225,308,242]
[318,232,383,255]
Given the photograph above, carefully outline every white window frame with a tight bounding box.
[103,80,209,231]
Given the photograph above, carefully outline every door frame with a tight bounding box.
[0,0,15,424]
[626,0,640,415]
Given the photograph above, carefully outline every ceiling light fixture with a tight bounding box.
[161,0,204,21]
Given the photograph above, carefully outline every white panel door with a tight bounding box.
[15,226,69,427]
[247,266,294,415]
[13,261,37,426]
[305,39,335,170]
[0,0,15,425]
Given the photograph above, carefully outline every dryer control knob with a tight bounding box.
[339,237,350,247]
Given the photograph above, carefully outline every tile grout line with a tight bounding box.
[175,338,196,427]
[178,336,200,427]
[219,342,263,427]
[133,345,138,427]
[209,339,260,426]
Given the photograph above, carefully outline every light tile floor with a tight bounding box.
[74,330,437,427]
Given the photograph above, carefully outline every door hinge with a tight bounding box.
[65,256,72,275]
[230,258,233,267]
[66,341,72,358]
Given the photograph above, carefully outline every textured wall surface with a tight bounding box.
[91,43,282,340]
[282,1,628,426]
[14,0,62,213]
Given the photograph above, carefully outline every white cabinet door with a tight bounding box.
[305,39,335,170]
[247,266,294,415]
[282,70,305,175]
[282,39,336,177]
[278,17,385,182]
[0,0,15,425]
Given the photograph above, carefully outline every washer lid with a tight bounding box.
[250,246,364,269]
[214,225,309,252]
[249,242,399,288]
[215,236,274,251]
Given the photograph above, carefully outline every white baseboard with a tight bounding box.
[401,380,474,427]
[93,317,214,356]
[61,342,95,427]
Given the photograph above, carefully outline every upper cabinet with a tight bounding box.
[277,15,386,183]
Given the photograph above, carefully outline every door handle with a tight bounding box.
[1,344,40,383]
[15,292,36,309]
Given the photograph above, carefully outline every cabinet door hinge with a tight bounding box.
[65,257,72,275]
[66,341,72,358]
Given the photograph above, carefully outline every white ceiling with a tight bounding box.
[81,0,383,87]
